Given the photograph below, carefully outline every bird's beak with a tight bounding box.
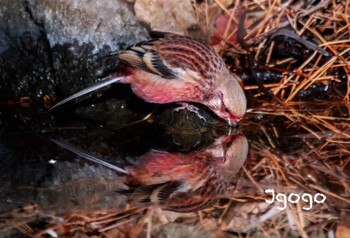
[227,118,238,128]
[227,118,232,127]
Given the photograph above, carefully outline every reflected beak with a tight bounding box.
[226,118,238,128]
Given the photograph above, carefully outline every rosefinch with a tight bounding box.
[52,133,248,212]
[51,33,247,125]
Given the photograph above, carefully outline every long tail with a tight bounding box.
[51,138,129,174]
[50,76,124,110]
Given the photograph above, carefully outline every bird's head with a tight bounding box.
[207,71,247,125]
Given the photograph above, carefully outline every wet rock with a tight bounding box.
[0,33,56,100]
[0,0,148,101]
[0,0,40,53]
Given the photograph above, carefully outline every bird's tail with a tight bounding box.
[50,75,124,110]
[51,138,128,174]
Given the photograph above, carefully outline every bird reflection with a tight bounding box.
[52,132,248,213]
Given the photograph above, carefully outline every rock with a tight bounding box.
[134,0,197,35]
[0,0,148,101]
[1,0,148,54]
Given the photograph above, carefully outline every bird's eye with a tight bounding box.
[224,107,230,113]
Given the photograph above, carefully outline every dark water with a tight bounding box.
[0,99,247,236]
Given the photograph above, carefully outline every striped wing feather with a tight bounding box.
[118,40,177,78]
[118,34,218,80]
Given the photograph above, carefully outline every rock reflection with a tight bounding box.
[53,132,248,212]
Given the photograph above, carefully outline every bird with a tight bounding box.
[51,132,248,212]
[50,33,247,125]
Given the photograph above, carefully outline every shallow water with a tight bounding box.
[1,98,349,237]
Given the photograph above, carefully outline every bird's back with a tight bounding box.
[118,34,224,82]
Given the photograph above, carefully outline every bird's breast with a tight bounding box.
[129,70,206,104]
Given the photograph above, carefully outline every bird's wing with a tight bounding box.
[118,34,216,80]
[118,40,178,78]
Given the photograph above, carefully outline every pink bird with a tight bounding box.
[52,132,248,212]
[51,33,247,125]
